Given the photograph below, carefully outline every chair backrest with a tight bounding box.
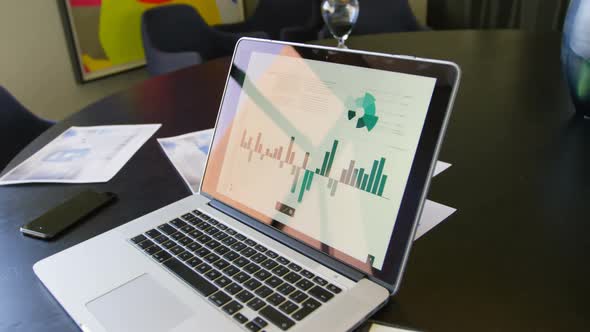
[0,86,53,170]
[247,0,320,39]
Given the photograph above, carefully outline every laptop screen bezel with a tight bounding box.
[200,38,460,289]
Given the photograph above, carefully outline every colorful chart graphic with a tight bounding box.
[347,92,379,131]
[239,129,389,208]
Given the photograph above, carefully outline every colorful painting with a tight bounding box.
[63,0,244,82]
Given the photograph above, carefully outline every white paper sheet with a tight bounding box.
[157,129,214,193]
[433,160,451,177]
[0,125,161,184]
[416,160,456,240]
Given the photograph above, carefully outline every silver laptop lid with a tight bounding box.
[201,38,460,291]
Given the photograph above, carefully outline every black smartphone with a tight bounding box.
[20,190,117,239]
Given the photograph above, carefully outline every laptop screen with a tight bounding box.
[202,39,458,282]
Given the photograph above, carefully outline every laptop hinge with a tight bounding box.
[207,199,367,283]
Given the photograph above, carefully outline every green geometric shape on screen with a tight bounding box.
[348,92,379,132]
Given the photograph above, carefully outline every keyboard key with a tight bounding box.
[254,244,267,253]
[236,290,254,303]
[235,233,246,241]
[245,321,261,332]
[213,232,228,240]
[265,276,283,288]
[233,272,250,284]
[179,252,194,262]
[272,265,289,277]
[181,213,196,221]
[180,225,195,234]
[204,253,220,264]
[222,237,238,246]
[171,232,184,241]
[253,269,271,281]
[247,297,266,311]
[144,245,160,255]
[244,263,261,274]
[158,223,177,235]
[327,284,342,294]
[205,269,222,281]
[241,247,257,257]
[234,312,248,324]
[276,256,290,265]
[261,259,278,270]
[205,240,221,249]
[226,283,243,295]
[213,259,230,270]
[244,278,262,291]
[216,223,228,230]
[244,239,257,246]
[200,214,211,220]
[209,291,231,307]
[154,235,168,244]
[187,257,202,267]
[291,298,321,321]
[187,242,201,252]
[287,263,302,272]
[205,228,220,236]
[192,210,202,216]
[214,245,230,255]
[267,293,286,306]
[152,251,172,263]
[196,234,212,243]
[301,270,315,279]
[131,234,147,244]
[225,228,237,235]
[214,276,232,288]
[171,245,185,255]
[169,218,187,228]
[284,272,302,283]
[223,265,240,276]
[179,237,193,246]
[195,248,210,257]
[278,300,298,315]
[313,276,327,286]
[196,221,210,230]
[260,306,295,331]
[222,300,243,315]
[224,251,240,262]
[308,286,334,302]
[234,257,250,267]
[265,250,279,258]
[277,284,295,296]
[138,239,155,249]
[196,263,212,274]
[208,218,219,225]
[231,242,247,251]
[288,290,308,303]
[295,279,313,291]
[163,258,218,297]
[250,253,267,263]
[255,285,273,298]
[145,229,162,239]
[188,230,203,239]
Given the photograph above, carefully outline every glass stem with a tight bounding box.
[337,37,346,49]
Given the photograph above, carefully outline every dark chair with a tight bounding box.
[216,0,323,42]
[319,0,423,39]
[141,4,267,76]
[0,86,53,171]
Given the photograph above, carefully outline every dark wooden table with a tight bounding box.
[1,30,589,332]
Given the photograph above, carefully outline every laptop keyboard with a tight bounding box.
[130,210,343,331]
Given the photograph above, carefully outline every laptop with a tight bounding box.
[34,38,460,332]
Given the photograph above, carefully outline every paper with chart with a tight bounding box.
[0,125,160,184]
[158,129,214,193]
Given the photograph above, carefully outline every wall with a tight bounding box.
[0,0,149,121]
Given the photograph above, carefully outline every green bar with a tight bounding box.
[366,160,379,192]
[371,158,386,194]
[361,174,368,190]
[325,140,339,176]
[306,172,313,190]
[315,168,320,174]
[377,175,387,196]
[320,152,330,175]
[298,170,310,202]
[356,168,365,188]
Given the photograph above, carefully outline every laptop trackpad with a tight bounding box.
[86,274,193,332]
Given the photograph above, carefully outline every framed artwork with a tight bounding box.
[62,0,245,82]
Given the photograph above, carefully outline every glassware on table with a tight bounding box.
[321,0,360,49]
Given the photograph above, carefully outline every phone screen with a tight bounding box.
[21,190,116,238]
